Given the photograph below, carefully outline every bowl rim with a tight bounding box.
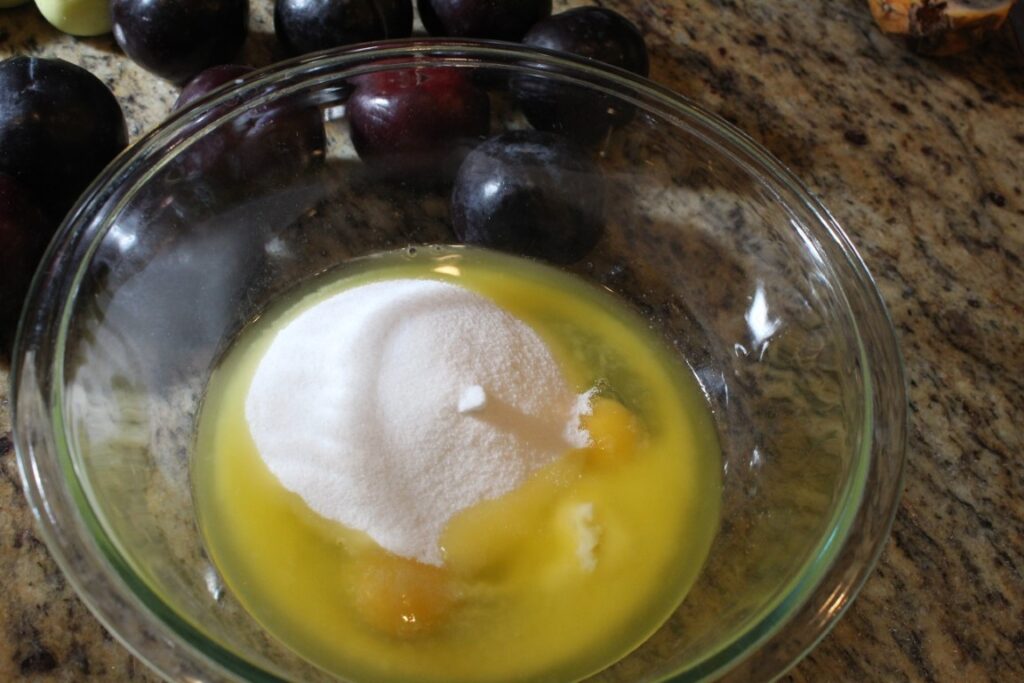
[11,39,907,683]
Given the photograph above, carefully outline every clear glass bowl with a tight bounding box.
[12,41,906,683]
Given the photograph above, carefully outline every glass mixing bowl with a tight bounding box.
[12,42,905,682]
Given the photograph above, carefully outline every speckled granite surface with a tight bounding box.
[1,0,1022,681]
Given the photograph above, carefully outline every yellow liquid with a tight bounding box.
[194,247,721,683]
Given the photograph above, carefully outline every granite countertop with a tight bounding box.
[1,0,1022,680]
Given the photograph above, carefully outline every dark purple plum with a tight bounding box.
[0,57,128,223]
[515,7,649,144]
[524,7,648,75]
[275,0,413,56]
[348,67,489,179]
[171,64,326,192]
[417,0,551,41]
[0,173,54,357]
[111,0,249,84]
[451,131,604,264]
[174,64,255,111]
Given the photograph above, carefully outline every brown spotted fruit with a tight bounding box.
[868,0,1017,55]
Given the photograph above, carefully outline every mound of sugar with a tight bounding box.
[245,278,592,566]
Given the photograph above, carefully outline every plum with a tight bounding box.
[523,8,648,76]
[515,8,649,145]
[451,131,604,264]
[0,56,127,223]
[0,173,54,356]
[111,0,249,83]
[417,0,551,41]
[275,0,413,56]
[348,66,489,179]
[171,64,326,193]
[174,64,255,111]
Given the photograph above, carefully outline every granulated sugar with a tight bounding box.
[245,278,592,566]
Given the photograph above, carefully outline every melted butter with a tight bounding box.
[194,247,721,683]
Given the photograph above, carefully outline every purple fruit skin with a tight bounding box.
[523,7,649,76]
[172,64,327,191]
[451,130,604,264]
[174,64,255,111]
[516,7,649,144]
[274,0,413,56]
[348,67,490,179]
[0,173,54,353]
[111,0,249,84]
[0,56,128,223]
[417,0,552,41]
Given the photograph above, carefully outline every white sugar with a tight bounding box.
[457,385,488,414]
[245,279,592,566]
